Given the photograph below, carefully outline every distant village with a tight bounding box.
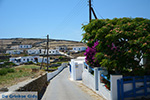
[1,39,86,65]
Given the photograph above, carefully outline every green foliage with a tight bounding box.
[19,70,23,73]
[58,56,63,60]
[0,59,9,62]
[0,68,15,76]
[0,68,8,75]
[19,65,40,69]
[82,17,150,75]
[7,68,15,73]
[57,62,62,65]
[0,62,16,68]
[24,61,34,65]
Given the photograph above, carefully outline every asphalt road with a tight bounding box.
[42,68,94,100]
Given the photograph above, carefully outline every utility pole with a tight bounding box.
[89,0,98,22]
[40,46,46,69]
[47,35,49,71]
[89,0,92,22]
[1,40,4,55]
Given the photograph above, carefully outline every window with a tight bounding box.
[45,59,47,61]
[23,59,25,61]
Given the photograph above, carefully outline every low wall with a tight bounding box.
[47,63,67,81]
[17,73,48,100]
[98,82,111,100]
[82,69,95,91]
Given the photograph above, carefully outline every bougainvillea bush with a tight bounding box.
[84,41,100,67]
[82,17,150,75]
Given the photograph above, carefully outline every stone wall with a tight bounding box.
[17,73,48,100]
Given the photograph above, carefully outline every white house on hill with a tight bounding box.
[27,49,40,55]
[70,47,86,52]
[10,56,50,64]
[56,46,67,51]
[40,49,60,55]
[6,50,23,55]
[19,45,32,49]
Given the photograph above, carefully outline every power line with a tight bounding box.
[92,5,104,19]
[52,0,87,34]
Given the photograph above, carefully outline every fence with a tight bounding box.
[72,60,150,100]
[117,76,150,100]
[83,62,122,100]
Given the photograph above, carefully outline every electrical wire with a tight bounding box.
[52,0,87,34]
[92,5,104,19]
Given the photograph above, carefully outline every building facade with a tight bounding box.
[71,47,86,52]
[10,56,50,64]
[40,49,60,55]
[6,50,23,55]
[27,49,40,55]
[19,45,32,49]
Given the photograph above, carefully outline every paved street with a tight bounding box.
[42,68,95,100]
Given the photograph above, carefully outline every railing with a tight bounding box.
[100,73,110,90]
[101,74,110,82]
[84,62,94,75]
[117,76,150,100]
[84,62,102,71]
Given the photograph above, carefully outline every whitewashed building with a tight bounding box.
[40,49,60,55]
[70,47,86,52]
[10,56,50,64]
[27,49,40,55]
[6,50,23,55]
[10,46,19,49]
[56,46,67,51]
[19,45,32,49]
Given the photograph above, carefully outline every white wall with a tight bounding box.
[38,57,50,63]
[70,57,85,81]
[72,47,86,52]
[6,50,23,55]
[82,69,95,91]
[40,49,60,55]
[47,63,67,81]
[56,46,67,50]
[21,56,39,63]
[27,49,40,55]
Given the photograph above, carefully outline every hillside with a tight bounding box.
[0,38,87,52]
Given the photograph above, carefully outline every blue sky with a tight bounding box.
[0,0,150,41]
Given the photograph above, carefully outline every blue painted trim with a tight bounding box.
[144,76,148,96]
[132,77,136,98]
[69,64,71,73]
[117,76,150,100]
[89,66,94,71]
[121,79,124,100]
[84,62,89,67]
[84,62,102,71]
[117,79,120,100]
[101,73,110,82]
